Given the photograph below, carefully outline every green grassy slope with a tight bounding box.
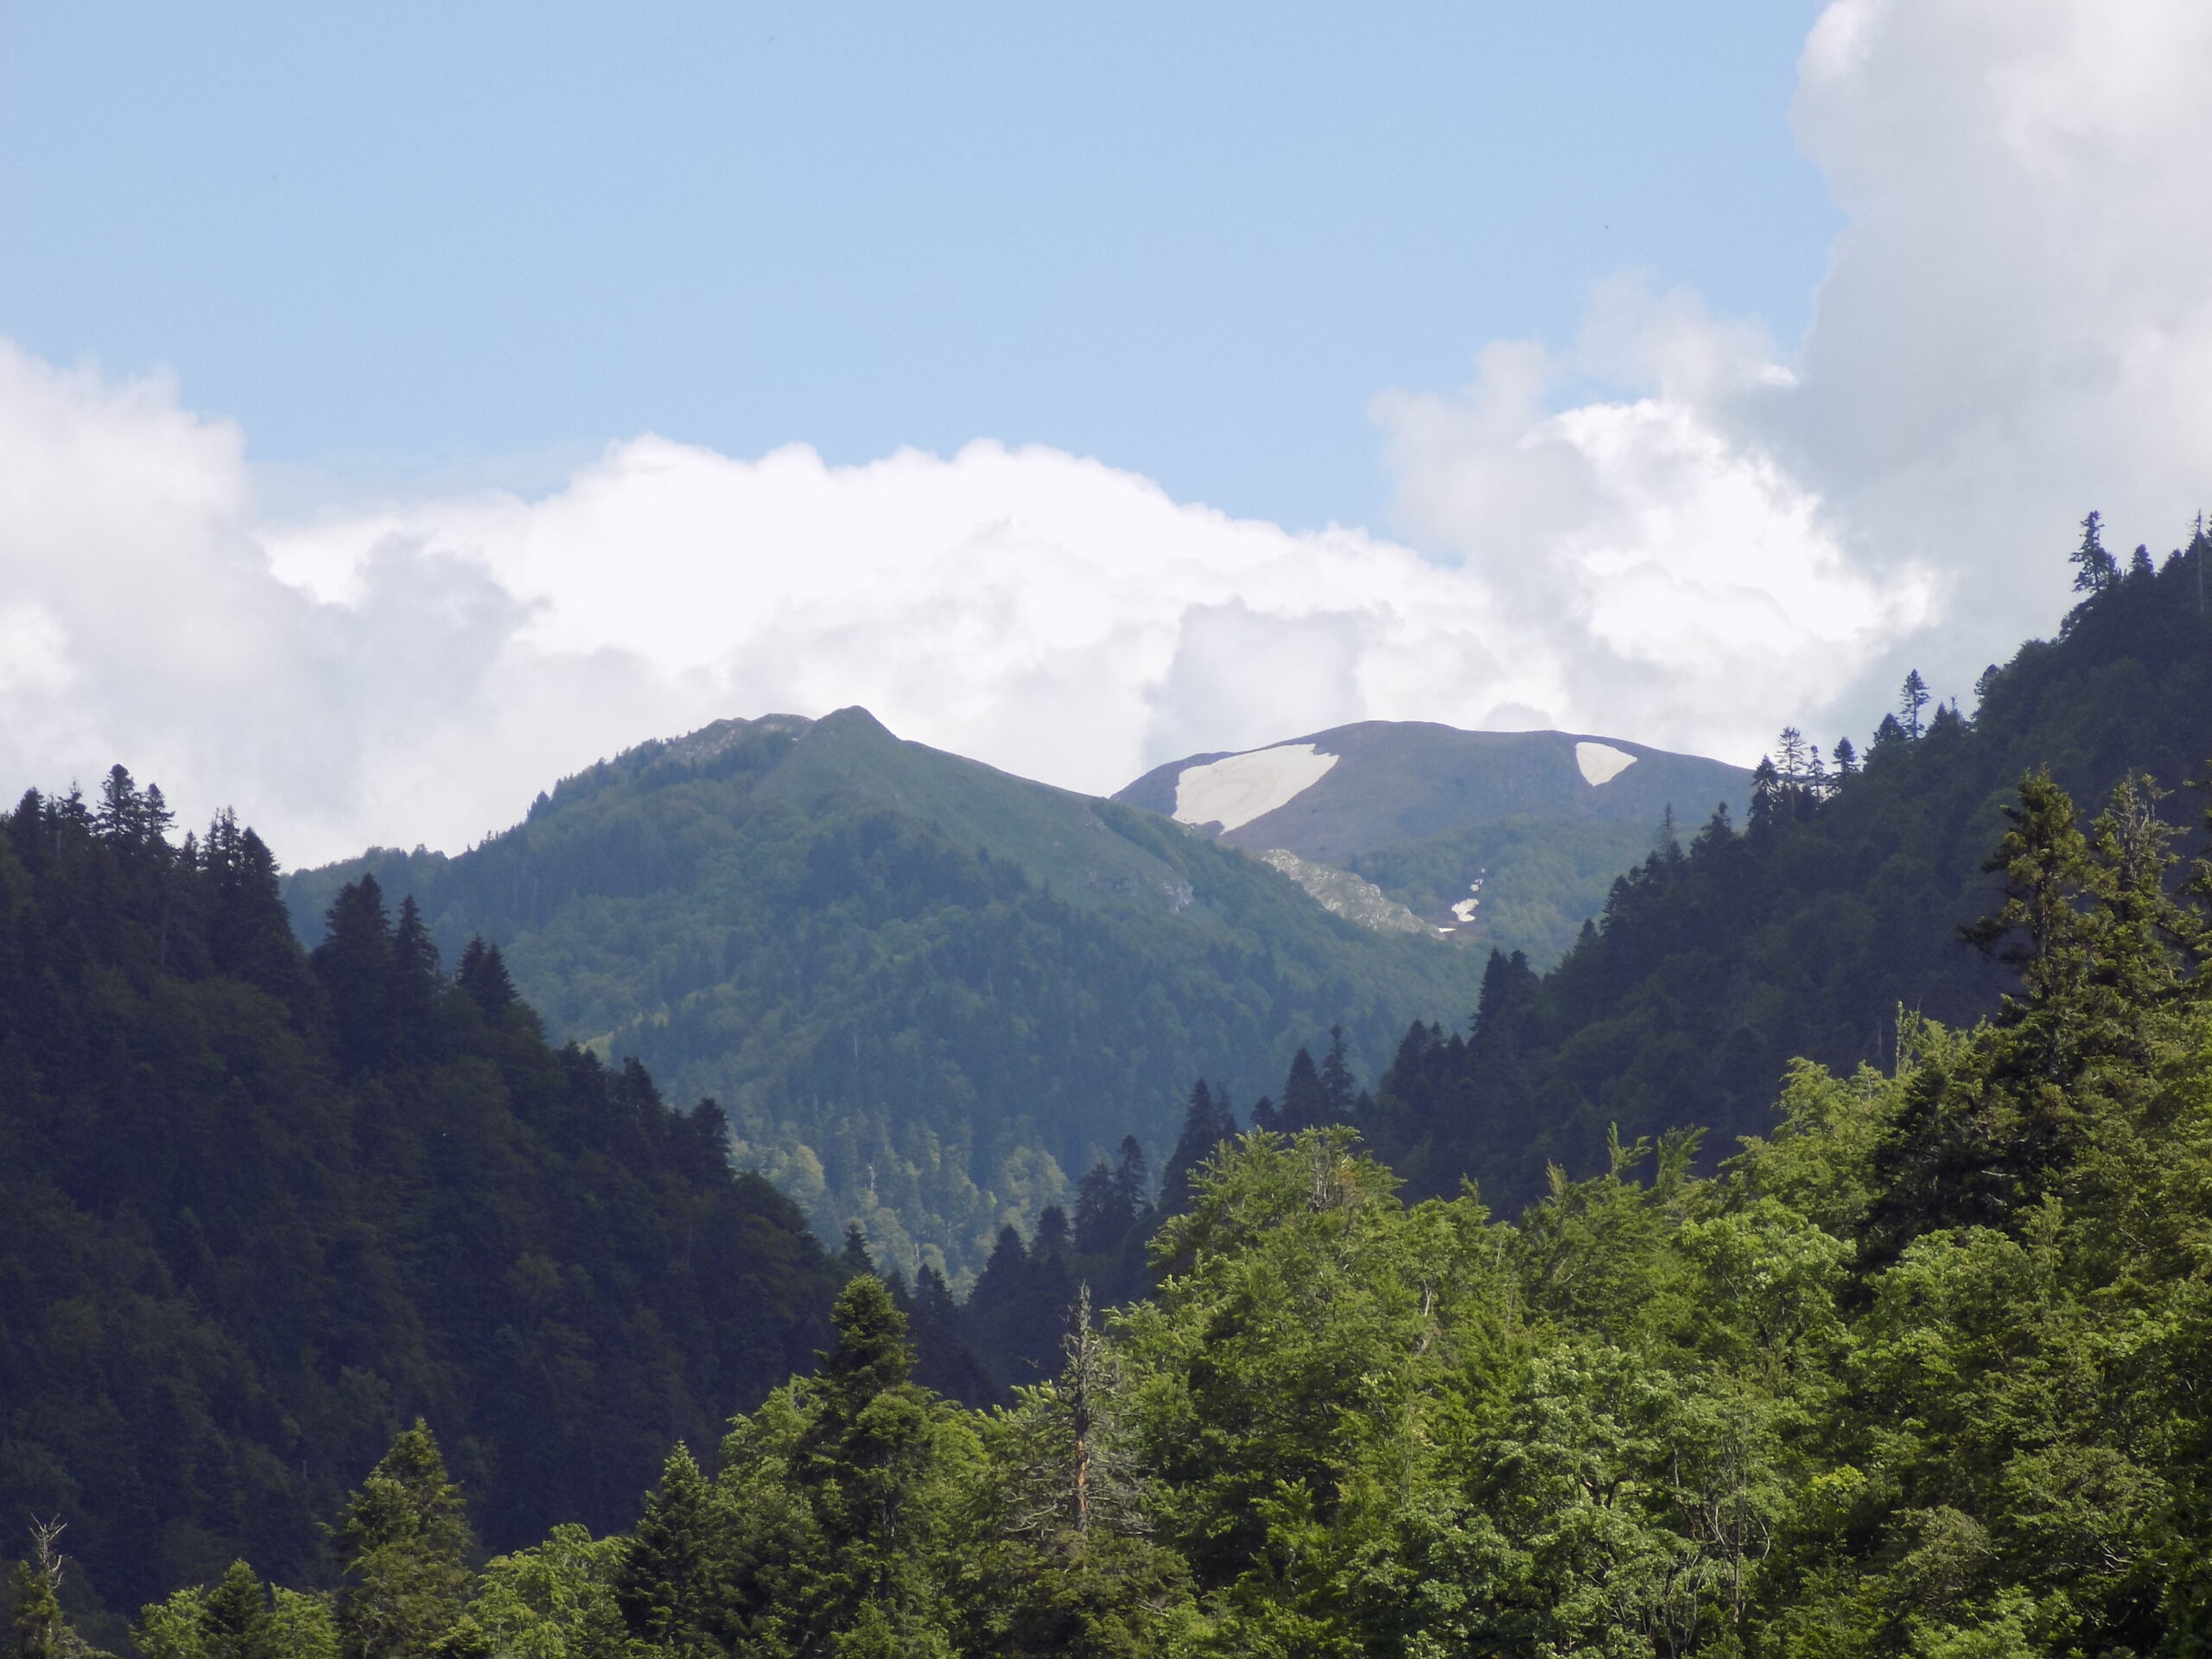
[287,709,1489,1280]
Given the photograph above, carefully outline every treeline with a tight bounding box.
[0,779,839,1635]
[24,759,2212,1656]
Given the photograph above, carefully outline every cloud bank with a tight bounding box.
[4,0,2209,867]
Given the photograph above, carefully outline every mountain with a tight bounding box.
[1117,723,1751,964]
[0,779,840,1632]
[1363,522,2212,1209]
[283,707,1489,1282]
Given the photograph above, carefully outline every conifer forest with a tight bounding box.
[10,519,2212,1657]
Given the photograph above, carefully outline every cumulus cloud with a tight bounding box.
[1381,0,2212,741]
[5,0,2208,866]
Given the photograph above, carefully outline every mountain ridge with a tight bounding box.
[1118,721,1751,962]
[284,705,1492,1281]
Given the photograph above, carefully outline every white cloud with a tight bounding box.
[5,0,2208,866]
[1785,0,2212,605]
[1373,0,2212,749]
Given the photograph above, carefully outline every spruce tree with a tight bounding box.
[197,1563,279,1659]
[1775,726,1808,790]
[1899,670,1931,741]
[839,1224,877,1280]
[385,898,442,1063]
[205,814,315,1010]
[613,1446,727,1659]
[1747,757,1783,830]
[797,1278,957,1653]
[1158,1082,1237,1218]
[1317,1027,1356,1122]
[1109,1137,1149,1224]
[1278,1046,1328,1131]
[334,1422,475,1659]
[1032,1208,1070,1255]
[454,938,516,1016]
[1072,1164,1127,1256]
[1870,769,2190,1250]
[93,765,148,848]
[314,878,397,1072]
[2070,508,2119,594]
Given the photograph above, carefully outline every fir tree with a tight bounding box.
[1072,1164,1127,1256]
[839,1224,877,1281]
[204,812,315,1010]
[1157,1082,1237,1218]
[613,1446,726,1659]
[334,1422,475,1659]
[1775,726,1808,789]
[314,877,396,1072]
[1109,1137,1149,1224]
[1318,1026,1357,1122]
[94,766,156,849]
[796,1278,958,1652]
[1277,1046,1328,1132]
[2070,508,2119,594]
[1747,756,1783,831]
[390,897,441,1056]
[454,938,516,1016]
[197,1563,280,1659]
[1899,670,1931,741]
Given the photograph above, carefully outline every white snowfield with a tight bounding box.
[1173,743,1340,832]
[1574,741,1637,786]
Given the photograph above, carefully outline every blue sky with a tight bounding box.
[0,1,1834,528]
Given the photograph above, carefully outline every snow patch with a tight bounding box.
[1574,741,1637,786]
[1451,876,1483,924]
[1173,743,1338,832]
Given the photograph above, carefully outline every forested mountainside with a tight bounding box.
[1116,723,1750,967]
[285,707,1487,1281]
[40,752,2212,1657]
[0,780,839,1635]
[1363,517,2212,1210]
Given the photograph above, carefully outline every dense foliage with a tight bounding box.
[0,783,839,1636]
[21,749,2212,1657]
[1364,521,2212,1210]
[286,708,1487,1281]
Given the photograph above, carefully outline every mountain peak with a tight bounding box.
[1117,721,1749,864]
